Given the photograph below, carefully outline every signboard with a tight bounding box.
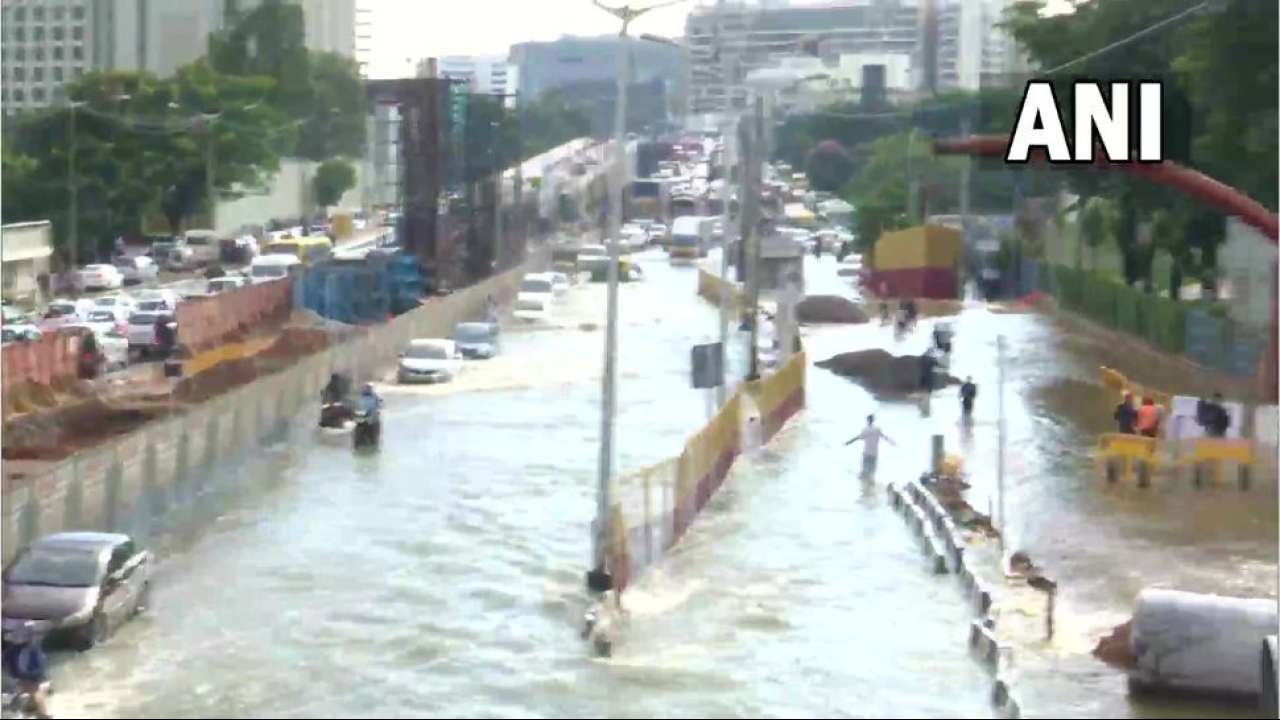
[691,342,724,389]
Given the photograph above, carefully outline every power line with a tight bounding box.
[1043,0,1211,76]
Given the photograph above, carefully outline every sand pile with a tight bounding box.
[796,295,868,324]
[816,349,960,396]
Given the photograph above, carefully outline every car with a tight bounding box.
[513,296,552,324]
[517,273,556,306]
[549,272,571,295]
[207,275,250,294]
[647,223,669,244]
[1,324,42,343]
[576,244,610,274]
[92,295,135,321]
[1,532,152,650]
[64,323,130,372]
[182,229,220,266]
[397,338,460,383]
[135,289,181,311]
[38,299,92,331]
[113,255,159,285]
[454,322,500,359]
[125,310,171,356]
[82,310,129,338]
[163,244,198,271]
[77,264,125,291]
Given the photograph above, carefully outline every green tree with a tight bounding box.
[311,159,357,208]
[294,52,367,161]
[805,140,855,193]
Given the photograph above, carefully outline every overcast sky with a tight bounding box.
[363,0,1076,79]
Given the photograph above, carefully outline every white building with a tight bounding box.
[422,55,520,105]
[1,221,54,306]
[1,0,357,113]
[354,0,373,77]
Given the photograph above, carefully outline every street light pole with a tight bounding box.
[67,100,84,278]
[997,334,1007,556]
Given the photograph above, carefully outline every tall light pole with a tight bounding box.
[64,98,87,277]
[588,0,685,594]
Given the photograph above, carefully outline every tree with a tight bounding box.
[294,52,367,161]
[312,159,357,208]
[805,140,855,193]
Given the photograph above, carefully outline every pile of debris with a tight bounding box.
[816,349,960,396]
[2,398,168,461]
[796,295,869,324]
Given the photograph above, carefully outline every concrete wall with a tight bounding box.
[1,249,546,565]
[0,220,53,306]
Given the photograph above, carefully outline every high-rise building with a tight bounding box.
[420,55,520,104]
[509,35,685,100]
[1,0,99,112]
[1,0,358,113]
[354,0,373,77]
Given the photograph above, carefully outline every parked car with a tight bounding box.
[163,245,198,271]
[112,255,158,286]
[576,244,609,274]
[249,254,303,284]
[1,532,152,650]
[549,272,571,295]
[148,235,182,260]
[182,229,220,266]
[397,338,460,384]
[513,296,552,324]
[453,322,499,359]
[1,302,32,326]
[77,264,125,291]
[207,275,251,294]
[38,299,92,331]
[64,322,130,373]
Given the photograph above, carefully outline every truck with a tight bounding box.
[294,249,426,324]
[670,215,716,261]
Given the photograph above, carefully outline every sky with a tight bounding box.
[364,0,1078,80]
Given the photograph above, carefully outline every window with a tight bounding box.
[33,47,44,61]
[33,27,44,42]
[72,46,83,61]
[32,67,43,82]
[74,67,84,79]
[54,67,63,82]
[53,26,64,41]
[14,27,24,42]
[13,7,25,22]
[73,26,83,41]
[14,67,24,81]
[53,46,63,61]
[33,7,44,22]
[14,89,25,102]
[73,6,85,21]
[15,47,24,60]
[32,88,45,103]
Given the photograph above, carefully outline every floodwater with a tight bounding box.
[38,249,1274,718]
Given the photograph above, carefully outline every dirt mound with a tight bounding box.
[3,398,166,460]
[1093,620,1136,669]
[816,349,960,395]
[796,295,868,324]
[174,357,260,404]
[2,380,61,420]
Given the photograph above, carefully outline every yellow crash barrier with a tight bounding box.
[1099,366,1172,408]
[1097,433,1161,486]
[1182,438,1258,489]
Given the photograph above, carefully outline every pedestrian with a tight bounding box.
[960,376,977,417]
[1114,392,1137,434]
[3,622,52,719]
[845,414,895,477]
[812,238,822,259]
[1205,391,1231,438]
[920,351,936,393]
[1136,396,1161,438]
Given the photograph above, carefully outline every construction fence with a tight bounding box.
[1,252,546,566]
[608,351,806,592]
[175,278,295,354]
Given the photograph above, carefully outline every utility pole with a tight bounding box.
[205,126,216,231]
[959,117,971,294]
[745,95,764,381]
[67,101,81,276]
[716,0,732,405]
[997,334,1007,556]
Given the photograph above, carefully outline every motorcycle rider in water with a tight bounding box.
[360,383,383,423]
[3,622,51,719]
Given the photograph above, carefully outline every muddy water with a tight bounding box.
[801,255,1275,718]
[44,250,995,719]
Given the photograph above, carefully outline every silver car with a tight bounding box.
[2,532,152,650]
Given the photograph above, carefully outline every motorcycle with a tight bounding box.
[352,411,380,450]
[318,401,355,431]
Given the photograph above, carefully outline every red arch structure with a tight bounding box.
[934,134,1278,400]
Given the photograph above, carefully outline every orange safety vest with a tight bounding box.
[1136,404,1160,432]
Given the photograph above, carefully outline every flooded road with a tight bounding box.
[46,248,992,718]
[39,249,1273,718]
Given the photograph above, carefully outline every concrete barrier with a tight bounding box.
[1262,636,1278,718]
[1129,588,1278,699]
[970,619,1003,671]
[974,582,994,616]
[1,254,544,564]
[992,675,1022,718]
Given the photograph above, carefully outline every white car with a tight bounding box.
[64,323,130,371]
[397,338,459,384]
[77,264,125,291]
[1,324,42,343]
[647,224,668,243]
[113,256,159,285]
[126,310,172,355]
[207,275,250,294]
[93,294,135,320]
[576,245,609,274]
[135,289,181,311]
[517,273,556,306]
[83,309,129,337]
[38,298,93,331]
[549,272,570,295]
[513,296,552,324]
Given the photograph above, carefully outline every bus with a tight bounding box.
[259,235,333,266]
[670,215,715,261]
